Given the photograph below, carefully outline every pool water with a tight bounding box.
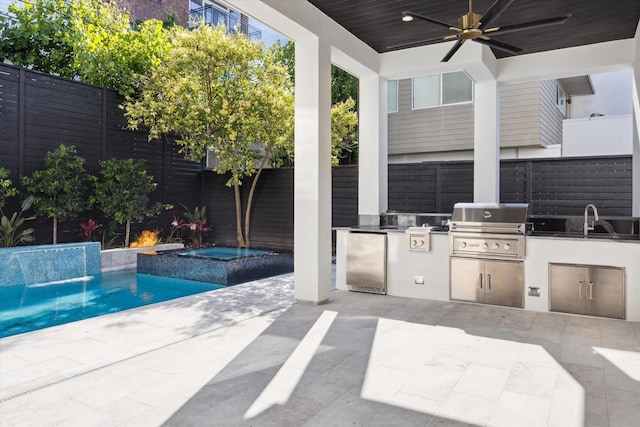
[0,270,223,338]
[174,246,269,260]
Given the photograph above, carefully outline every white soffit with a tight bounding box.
[558,76,595,96]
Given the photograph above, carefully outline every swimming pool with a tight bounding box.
[0,270,223,338]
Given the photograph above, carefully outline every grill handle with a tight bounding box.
[479,273,483,289]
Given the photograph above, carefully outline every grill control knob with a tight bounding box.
[460,242,467,248]
[482,243,488,249]
[504,243,511,250]
[493,243,499,249]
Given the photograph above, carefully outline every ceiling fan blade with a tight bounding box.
[479,0,514,29]
[387,36,449,50]
[475,37,523,54]
[489,15,571,35]
[401,11,456,30]
[441,39,465,62]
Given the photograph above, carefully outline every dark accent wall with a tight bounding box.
[0,64,202,244]
[1,64,634,249]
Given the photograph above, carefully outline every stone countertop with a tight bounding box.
[333,225,449,234]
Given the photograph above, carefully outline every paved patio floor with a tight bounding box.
[1,272,639,426]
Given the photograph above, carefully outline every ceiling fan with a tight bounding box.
[389,0,571,62]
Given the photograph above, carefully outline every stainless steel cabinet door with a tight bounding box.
[450,258,484,303]
[550,264,586,315]
[585,266,625,319]
[484,260,524,308]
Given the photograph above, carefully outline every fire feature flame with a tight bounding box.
[130,229,160,248]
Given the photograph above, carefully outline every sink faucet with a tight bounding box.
[584,204,599,236]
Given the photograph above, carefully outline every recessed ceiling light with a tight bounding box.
[401,13,414,22]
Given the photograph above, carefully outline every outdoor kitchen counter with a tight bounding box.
[335,228,640,322]
[525,234,640,321]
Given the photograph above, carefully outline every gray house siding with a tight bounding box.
[539,79,564,147]
[388,79,474,155]
[388,78,564,155]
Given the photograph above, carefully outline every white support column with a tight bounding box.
[473,80,500,203]
[293,36,333,304]
[632,70,640,217]
[358,75,388,225]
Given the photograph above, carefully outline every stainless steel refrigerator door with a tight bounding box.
[346,232,387,291]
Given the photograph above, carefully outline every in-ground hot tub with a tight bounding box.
[137,246,294,285]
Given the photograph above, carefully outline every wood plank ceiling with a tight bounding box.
[307,0,640,58]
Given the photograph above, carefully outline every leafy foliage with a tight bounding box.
[22,144,89,244]
[269,40,359,166]
[124,24,294,247]
[0,196,36,247]
[91,158,163,247]
[0,167,18,210]
[0,0,169,96]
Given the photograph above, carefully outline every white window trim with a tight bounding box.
[411,72,474,111]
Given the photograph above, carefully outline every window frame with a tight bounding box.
[556,83,567,117]
[411,71,474,111]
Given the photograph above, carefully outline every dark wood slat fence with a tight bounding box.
[0,63,634,248]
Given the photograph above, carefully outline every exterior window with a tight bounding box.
[412,75,440,109]
[556,83,567,117]
[442,72,473,105]
[387,80,398,113]
[412,71,473,110]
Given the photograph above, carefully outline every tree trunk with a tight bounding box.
[125,220,131,247]
[244,157,268,249]
[52,216,57,245]
[234,184,246,247]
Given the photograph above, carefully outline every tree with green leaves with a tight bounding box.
[22,144,88,244]
[0,0,169,96]
[91,158,163,247]
[124,24,294,248]
[270,40,359,165]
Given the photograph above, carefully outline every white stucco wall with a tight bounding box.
[570,70,634,118]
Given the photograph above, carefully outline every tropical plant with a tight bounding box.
[0,196,36,247]
[91,158,164,247]
[22,144,89,244]
[0,0,169,96]
[124,24,294,248]
[181,205,211,247]
[0,167,18,210]
[166,215,186,243]
[80,219,102,242]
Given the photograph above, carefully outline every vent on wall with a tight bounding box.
[347,284,387,295]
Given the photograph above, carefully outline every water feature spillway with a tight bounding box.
[0,242,101,287]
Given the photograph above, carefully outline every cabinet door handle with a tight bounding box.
[578,281,583,299]
[589,281,594,300]
[487,274,491,290]
[479,273,483,289]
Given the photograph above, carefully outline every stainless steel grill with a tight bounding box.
[449,203,529,260]
[448,203,529,308]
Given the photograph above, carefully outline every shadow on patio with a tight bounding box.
[164,290,640,426]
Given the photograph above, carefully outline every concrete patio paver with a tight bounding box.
[1,271,640,426]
